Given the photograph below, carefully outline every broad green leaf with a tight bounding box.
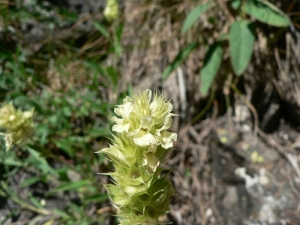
[93,21,109,38]
[229,20,255,76]
[162,43,198,79]
[243,0,290,27]
[200,43,223,95]
[181,3,213,34]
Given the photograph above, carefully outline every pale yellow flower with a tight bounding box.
[0,102,34,150]
[112,89,177,151]
[98,89,176,225]
[104,0,119,21]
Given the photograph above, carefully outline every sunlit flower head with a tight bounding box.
[0,102,34,150]
[98,89,177,225]
[112,89,177,151]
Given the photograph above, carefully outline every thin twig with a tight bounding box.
[231,83,258,144]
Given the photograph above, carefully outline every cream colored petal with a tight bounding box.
[161,114,172,130]
[112,117,130,132]
[4,133,13,151]
[159,131,177,149]
[23,111,33,119]
[140,116,153,130]
[112,123,129,133]
[114,101,133,118]
[133,132,156,147]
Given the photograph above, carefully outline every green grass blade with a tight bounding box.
[93,21,110,38]
[51,180,90,193]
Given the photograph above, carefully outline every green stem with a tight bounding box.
[192,89,215,124]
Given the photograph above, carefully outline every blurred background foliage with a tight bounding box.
[0,0,122,224]
[0,0,299,224]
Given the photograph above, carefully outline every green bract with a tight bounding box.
[0,102,34,150]
[97,89,177,225]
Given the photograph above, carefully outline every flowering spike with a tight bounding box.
[97,89,177,224]
[0,102,34,151]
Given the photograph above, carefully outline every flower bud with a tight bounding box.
[104,0,119,21]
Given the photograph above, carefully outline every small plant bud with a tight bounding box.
[104,0,119,21]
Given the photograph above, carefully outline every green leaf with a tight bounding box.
[62,106,72,117]
[26,147,55,174]
[217,33,229,41]
[114,23,123,57]
[242,0,290,27]
[199,43,223,95]
[70,203,85,218]
[29,194,44,209]
[229,20,255,76]
[84,60,109,81]
[54,208,71,219]
[107,66,119,86]
[21,177,42,187]
[86,127,109,138]
[51,180,90,193]
[54,139,74,158]
[93,21,110,38]
[231,0,241,10]
[181,3,213,34]
[2,156,23,167]
[82,193,109,203]
[162,43,198,80]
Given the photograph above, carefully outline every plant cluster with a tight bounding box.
[163,0,291,95]
[0,1,124,224]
